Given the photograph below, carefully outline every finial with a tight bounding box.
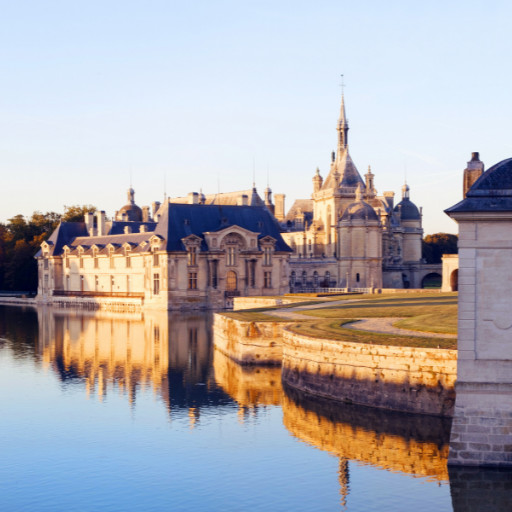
[355,183,363,202]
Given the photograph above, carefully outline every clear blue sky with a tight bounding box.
[1,0,511,234]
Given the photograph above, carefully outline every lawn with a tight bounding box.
[288,320,457,350]
[300,293,458,335]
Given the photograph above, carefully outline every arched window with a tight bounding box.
[313,271,319,287]
[290,271,296,286]
[226,271,237,291]
[325,271,330,287]
[302,271,307,286]
[356,273,360,283]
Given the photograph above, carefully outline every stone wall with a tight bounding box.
[233,297,302,311]
[213,314,286,365]
[282,328,457,416]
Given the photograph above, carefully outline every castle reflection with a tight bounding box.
[35,307,234,421]
[282,383,452,506]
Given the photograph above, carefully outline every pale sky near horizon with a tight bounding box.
[1,0,511,235]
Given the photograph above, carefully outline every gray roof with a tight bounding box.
[322,149,366,190]
[446,157,512,213]
[341,200,379,221]
[37,201,292,257]
[394,197,421,220]
[283,199,314,229]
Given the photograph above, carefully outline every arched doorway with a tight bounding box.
[421,272,442,289]
[226,271,237,291]
[450,269,458,291]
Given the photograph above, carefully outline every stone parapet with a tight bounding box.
[213,314,286,365]
[282,328,457,416]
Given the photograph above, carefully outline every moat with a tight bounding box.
[0,305,509,511]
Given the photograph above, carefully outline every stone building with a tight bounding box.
[280,94,439,290]
[445,156,512,467]
[36,190,292,310]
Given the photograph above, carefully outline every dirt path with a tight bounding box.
[269,299,363,321]
[343,317,458,339]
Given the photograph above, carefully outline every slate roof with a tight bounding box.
[170,189,265,207]
[282,199,314,230]
[341,200,379,221]
[322,149,366,190]
[446,157,512,213]
[37,201,292,257]
[394,197,421,220]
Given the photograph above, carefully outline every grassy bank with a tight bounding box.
[288,320,457,350]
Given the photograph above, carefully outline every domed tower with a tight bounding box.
[337,184,382,288]
[393,183,422,263]
[117,187,143,222]
[312,168,323,193]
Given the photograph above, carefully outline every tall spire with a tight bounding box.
[336,92,349,152]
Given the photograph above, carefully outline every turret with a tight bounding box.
[312,168,323,193]
[365,166,375,191]
[264,186,274,214]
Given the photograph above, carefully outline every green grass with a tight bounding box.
[299,293,458,335]
[288,320,457,350]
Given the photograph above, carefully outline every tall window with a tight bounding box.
[188,272,197,290]
[226,271,237,291]
[313,271,319,287]
[65,251,70,269]
[264,272,272,288]
[290,271,296,286]
[127,276,130,293]
[79,250,84,269]
[95,275,99,291]
[80,275,84,292]
[356,273,360,283]
[212,260,218,288]
[188,247,197,266]
[302,271,307,286]
[111,275,115,292]
[325,271,330,287]
[43,258,49,270]
[153,273,160,295]
[44,275,48,292]
[249,261,255,286]
[93,249,99,269]
[109,248,114,269]
[227,247,236,266]
[153,250,159,267]
[125,248,131,268]
[264,247,272,265]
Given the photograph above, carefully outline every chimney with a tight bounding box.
[152,201,161,218]
[463,152,485,198]
[85,212,94,233]
[237,194,249,206]
[97,211,106,236]
[124,226,132,234]
[142,206,150,222]
[140,225,147,233]
[274,194,285,221]
[188,192,199,205]
[383,191,395,210]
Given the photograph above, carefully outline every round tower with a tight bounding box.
[312,168,323,193]
[393,183,422,263]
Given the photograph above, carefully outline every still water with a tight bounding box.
[0,306,510,512]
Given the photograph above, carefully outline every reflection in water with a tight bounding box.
[213,349,282,421]
[33,307,234,423]
[449,466,512,512]
[283,383,452,507]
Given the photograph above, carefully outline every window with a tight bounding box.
[93,249,99,269]
[44,275,48,292]
[264,247,272,265]
[264,272,272,288]
[188,247,197,266]
[79,250,84,269]
[325,271,330,287]
[153,273,160,295]
[226,271,237,291]
[227,247,236,266]
[249,261,255,287]
[125,248,131,268]
[153,251,159,267]
[290,271,296,286]
[302,271,307,286]
[356,273,360,283]
[80,275,84,292]
[313,271,319,287]
[111,275,115,291]
[65,252,70,269]
[188,272,197,290]
[212,260,218,288]
[127,276,130,293]
[43,258,49,270]
[66,275,69,290]
[95,275,99,291]
[109,248,114,269]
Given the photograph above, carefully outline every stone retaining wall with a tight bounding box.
[213,314,286,365]
[233,297,303,311]
[282,328,457,416]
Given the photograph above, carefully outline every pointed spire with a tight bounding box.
[355,183,363,202]
[336,92,349,152]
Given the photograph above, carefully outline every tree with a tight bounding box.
[62,205,96,223]
[422,233,458,264]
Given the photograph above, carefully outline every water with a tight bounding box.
[0,305,509,512]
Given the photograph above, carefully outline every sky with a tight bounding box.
[1,0,512,234]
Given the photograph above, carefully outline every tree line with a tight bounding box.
[0,206,96,291]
